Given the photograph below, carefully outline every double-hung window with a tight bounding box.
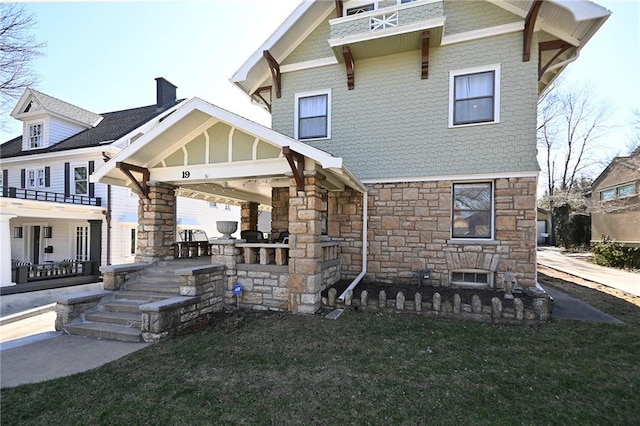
[452,182,493,239]
[73,165,88,195]
[295,90,331,140]
[27,168,45,189]
[29,124,43,148]
[449,65,500,127]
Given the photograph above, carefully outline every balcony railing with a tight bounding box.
[1,187,102,207]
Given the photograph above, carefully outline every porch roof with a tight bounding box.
[91,97,365,207]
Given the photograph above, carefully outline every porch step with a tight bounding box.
[102,299,146,314]
[85,311,141,328]
[124,282,180,294]
[113,290,175,302]
[133,271,179,284]
[63,321,142,343]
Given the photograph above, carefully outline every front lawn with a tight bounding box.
[2,273,639,425]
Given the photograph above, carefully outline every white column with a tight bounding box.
[1,213,17,287]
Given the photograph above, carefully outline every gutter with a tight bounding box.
[338,190,368,302]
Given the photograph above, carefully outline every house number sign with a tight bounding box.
[182,171,190,178]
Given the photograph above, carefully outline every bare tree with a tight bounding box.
[0,3,45,129]
[537,78,612,196]
[627,108,640,155]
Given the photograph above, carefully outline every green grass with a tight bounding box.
[2,275,640,425]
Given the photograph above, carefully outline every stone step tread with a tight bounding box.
[64,321,142,343]
[85,311,141,327]
[113,290,175,302]
[102,299,146,313]
[125,283,180,293]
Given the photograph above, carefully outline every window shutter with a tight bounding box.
[21,169,25,188]
[2,169,7,188]
[45,166,51,187]
[64,162,70,197]
[88,161,95,198]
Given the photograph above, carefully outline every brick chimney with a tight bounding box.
[155,77,177,111]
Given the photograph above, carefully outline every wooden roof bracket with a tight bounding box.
[538,39,571,80]
[252,86,272,113]
[342,46,355,90]
[283,146,305,191]
[523,0,543,62]
[335,0,343,18]
[116,162,150,198]
[421,30,430,79]
[263,50,281,99]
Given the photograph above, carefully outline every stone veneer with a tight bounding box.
[136,182,176,263]
[241,202,259,231]
[330,177,537,288]
[271,187,289,240]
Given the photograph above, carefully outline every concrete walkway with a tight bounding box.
[537,247,640,297]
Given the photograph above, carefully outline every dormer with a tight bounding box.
[10,88,103,151]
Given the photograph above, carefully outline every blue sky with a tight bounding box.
[2,0,638,165]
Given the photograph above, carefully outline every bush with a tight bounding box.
[592,237,640,270]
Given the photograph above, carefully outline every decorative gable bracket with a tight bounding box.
[342,46,355,90]
[116,162,150,198]
[263,50,282,99]
[283,146,305,191]
[422,31,430,79]
[538,39,571,80]
[523,0,543,62]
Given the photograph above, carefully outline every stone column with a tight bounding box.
[0,213,17,287]
[288,170,324,314]
[136,182,176,263]
[240,202,259,231]
[210,240,242,304]
[271,187,289,241]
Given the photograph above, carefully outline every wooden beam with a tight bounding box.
[342,46,355,90]
[263,50,281,99]
[251,86,272,113]
[116,162,150,198]
[523,0,543,62]
[421,31,430,79]
[282,146,305,191]
[335,0,343,18]
[538,39,571,79]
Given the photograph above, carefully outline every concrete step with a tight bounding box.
[85,311,141,328]
[64,321,142,343]
[113,291,174,302]
[102,299,146,314]
[124,282,180,294]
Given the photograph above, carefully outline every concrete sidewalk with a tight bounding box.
[537,247,640,297]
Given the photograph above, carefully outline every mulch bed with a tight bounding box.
[323,279,537,309]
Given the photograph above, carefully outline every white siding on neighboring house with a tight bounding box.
[48,117,87,145]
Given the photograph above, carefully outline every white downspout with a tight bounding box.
[338,190,368,301]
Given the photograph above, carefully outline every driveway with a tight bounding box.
[537,247,640,297]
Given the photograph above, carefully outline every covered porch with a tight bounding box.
[92,97,366,314]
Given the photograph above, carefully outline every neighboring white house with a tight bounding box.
[0,78,255,287]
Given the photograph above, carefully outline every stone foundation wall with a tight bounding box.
[332,177,537,288]
[231,265,290,311]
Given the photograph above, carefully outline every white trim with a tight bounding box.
[25,167,45,189]
[342,0,379,19]
[330,0,439,23]
[294,89,332,141]
[328,17,445,48]
[441,22,524,46]
[70,163,89,196]
[360,171,538,185]
[280,57,338,74]
[0,146,120,165]
[448,63,501,128]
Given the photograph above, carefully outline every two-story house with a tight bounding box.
[89,0,609,315]
[0,78,243,288]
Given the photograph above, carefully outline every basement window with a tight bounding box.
[451,270,492,287]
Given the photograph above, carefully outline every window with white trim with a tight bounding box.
[73,165,88,195]
[27,168,45,188]
[344,0,378,16]
[452,182,493,239]
[294,89,331,140]
[599,182,637,200]
[449,65,501,127]
[28,123,43,148]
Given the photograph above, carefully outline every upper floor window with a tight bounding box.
[27,168,45,188]
[29,123,43,148]
[73,165,88,195]
[452,182,493,239]
[449,64,501,127]
[343,0,378,16]
[294,89,331,140]
[399,0,417,4]
[599,182,637,200]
